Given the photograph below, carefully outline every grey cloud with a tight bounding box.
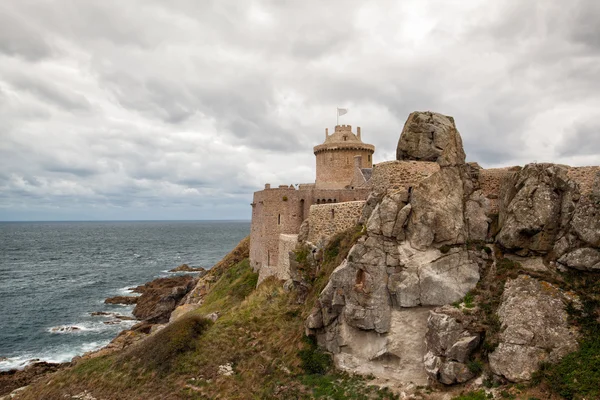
[558,121,600,157]
[9,75,91,112]
[0,7,55,61]
[1,0,598,221]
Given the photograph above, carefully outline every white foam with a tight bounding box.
[0,340,111,371]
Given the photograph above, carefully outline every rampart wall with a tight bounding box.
[368,160,440,192]
[478,167,516,214]
[307,201,365,244]
[567,166,600,196]
[250,185,370,272]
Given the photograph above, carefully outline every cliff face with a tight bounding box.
[305,111,600,387]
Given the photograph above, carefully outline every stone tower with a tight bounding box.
[314,125,375,189]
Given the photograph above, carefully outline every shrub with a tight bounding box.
[452,389,492,400]
[282,196,288,201]
[298,336,332,375]
[121,315,213,373]
[467,360,483,374]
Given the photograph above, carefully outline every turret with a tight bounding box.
[314,125,375,189]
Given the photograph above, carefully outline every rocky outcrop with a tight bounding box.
[489,275,579,382]
[396,111,466,167]
[424,306,480,385]
[496,163,600,272]
[168,264,207,274]
[0,362,65,397]
[388,244,480,308]
[497,164,575,255]
[406,167,467,249]
[307,112,487,382]
[104,296,138,305]
[132,275,197,323]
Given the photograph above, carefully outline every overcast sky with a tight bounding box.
[1,0,599,221]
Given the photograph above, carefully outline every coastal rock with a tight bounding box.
[104,296,138,305]
[329,309,430,386]
[169,304,200,322]
[496,164,574,255]
[558,247,600,271]
[396,111,466,167]
[489,275,579,382]
[168,264,207,274]
[0,362,64,397]
[132,275,197,323]
[49,326,81,333]
[424,306,480,385]
[388,245,479,307]
[406,167,467,250]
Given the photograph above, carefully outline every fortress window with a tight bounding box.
[368,155,371,162]
[331,209,335,219]
[278,214,281,225]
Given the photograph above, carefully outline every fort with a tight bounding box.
[249,116,599,283]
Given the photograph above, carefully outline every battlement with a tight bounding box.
[334,125,353,132]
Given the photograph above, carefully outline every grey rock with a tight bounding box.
[396,111,466,167]
[439,361,475,385]
[489,275,579,382]
[447,336,480,363]
[571,203,600,247]
[424,306,480,384]
[360,191,385,225]
[465,191,490,241]
[497,164,572,254]
[558,247,600,271]
[407,167,467,250]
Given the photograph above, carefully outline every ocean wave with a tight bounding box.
[0,341,111,372]
[47,320,130,334]
[112,286,142,297]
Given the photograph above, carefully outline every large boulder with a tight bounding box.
[497,164,576,255]
[131,275,197,323]
[489,275,579,382]
[388,244,480,307]
[406,167,467,250]
[424,306,480,385]
[396,111,466,167]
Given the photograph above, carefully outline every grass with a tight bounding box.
[531,270,600,400]
[452,389,492,400]
[19,233,392,400]
[118,315,213,374]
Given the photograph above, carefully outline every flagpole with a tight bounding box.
[336,108,338,126]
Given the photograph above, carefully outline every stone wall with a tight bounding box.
[250,185,370,273]
[315,147,374,189]
[478,168,516,214]
[368,161,440,192]
[257,234,298,285]
[568,166,600,196]
[250,186,307,272]
[307,201,365,244]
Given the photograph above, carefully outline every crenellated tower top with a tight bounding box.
[314,125,375,189]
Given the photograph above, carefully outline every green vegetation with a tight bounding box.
[119,315,213,373]
[20,226,392,399]
[452,389,492,400]
[298,336,331,375]
[467,359,483,374]
[532,270,600,400]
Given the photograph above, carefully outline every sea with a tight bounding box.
[0,220,250,371]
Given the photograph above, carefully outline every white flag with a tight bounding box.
[337,108,348,116]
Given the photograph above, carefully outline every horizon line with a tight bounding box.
[0,219,252,223]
